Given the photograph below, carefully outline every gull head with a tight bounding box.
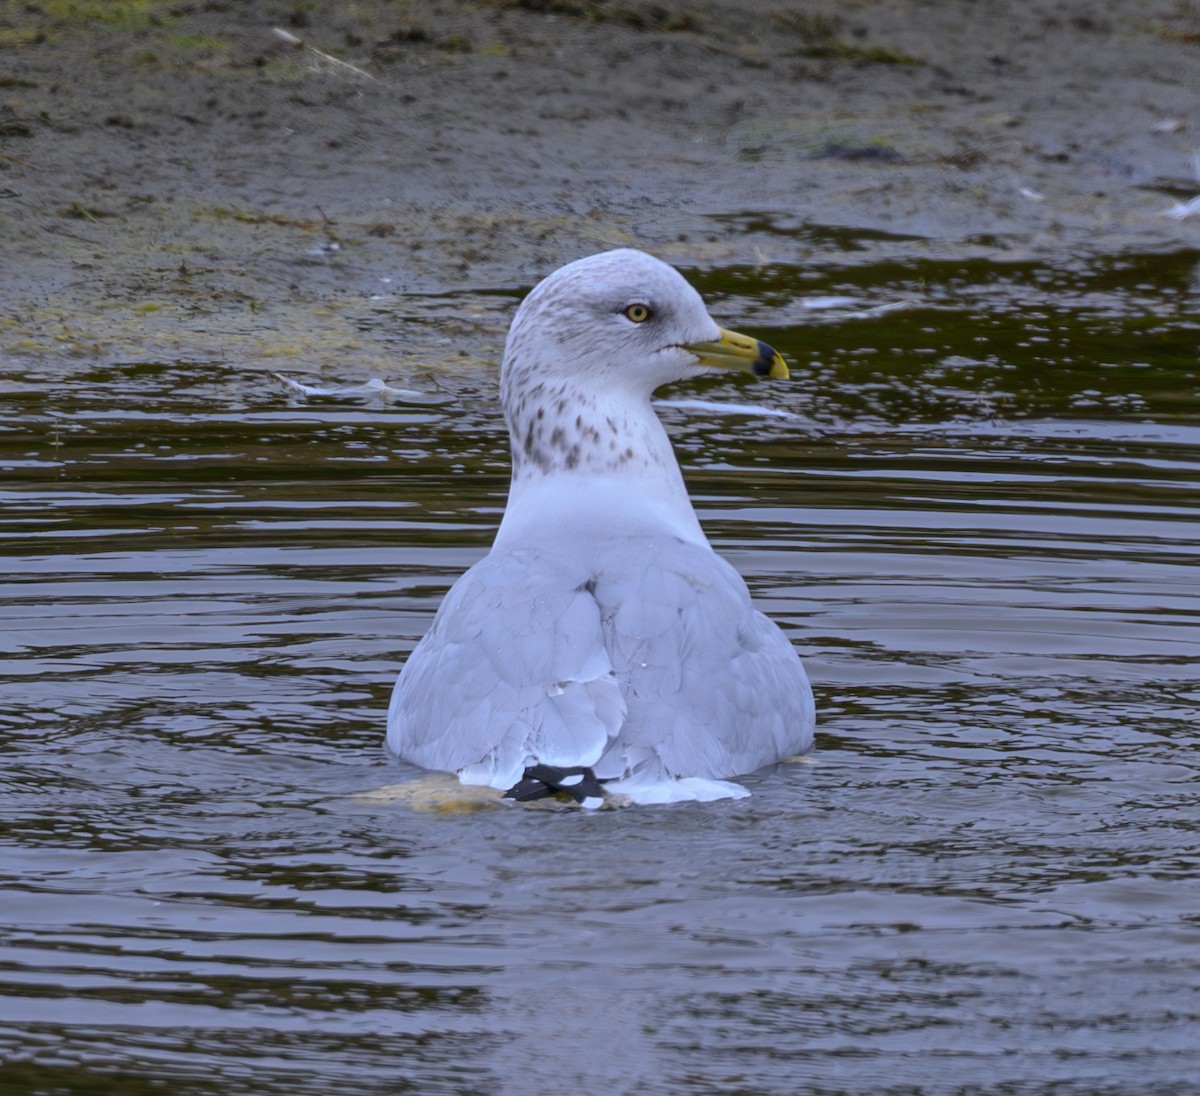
[501,249,788,401]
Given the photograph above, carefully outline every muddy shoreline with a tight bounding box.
[2,0,1199,372]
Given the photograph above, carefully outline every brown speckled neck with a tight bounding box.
[502,366,676,484]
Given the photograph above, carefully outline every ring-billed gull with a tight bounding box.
[388,248,815,806]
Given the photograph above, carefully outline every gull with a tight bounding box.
[387,249,815,806]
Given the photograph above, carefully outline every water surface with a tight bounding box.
[2,242,1199,1094]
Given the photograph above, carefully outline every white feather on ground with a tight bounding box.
[387,249,815,806]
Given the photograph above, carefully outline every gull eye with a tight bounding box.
[623,303,652,323]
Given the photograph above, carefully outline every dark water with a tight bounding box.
[2,243,1199,1094]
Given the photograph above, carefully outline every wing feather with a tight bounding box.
[388,548,625,788]
[594,537,814,782]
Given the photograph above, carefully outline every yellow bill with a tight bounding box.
[683,326,789,379]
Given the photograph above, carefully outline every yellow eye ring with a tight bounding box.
[623,303,652,323]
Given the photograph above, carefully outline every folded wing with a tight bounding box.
[387,547,625,791]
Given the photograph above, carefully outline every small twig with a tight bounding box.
[273,27,377,82]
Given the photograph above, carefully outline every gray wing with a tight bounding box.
[592,537,814,781]
[388,536,813,790]
[387,546,626,789]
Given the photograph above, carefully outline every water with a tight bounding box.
[2,242,1199,1094]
